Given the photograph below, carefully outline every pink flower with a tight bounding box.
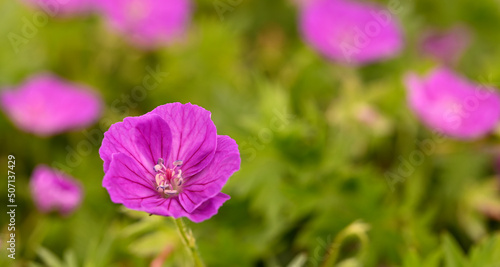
[96,0,191,49]
[405,68,500,139]
[30,165,83,215]
[100,103,241,222]
[420,26,471,66]
[299,0,403,64]
[0,73,102,136]
[22,0,94,17]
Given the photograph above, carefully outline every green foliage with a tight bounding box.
[402,233,500,267]
[1,0,500,266]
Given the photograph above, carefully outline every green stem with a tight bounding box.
[173,218,205,267]
[320,221,370,267]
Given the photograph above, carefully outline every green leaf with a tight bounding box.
[63,250,78,267]
[36,247,63,267]
[469,234,500,267]
[442,234,468,267]
[402,249,421,267]
[286,253,307,267]
[422,250,442,267]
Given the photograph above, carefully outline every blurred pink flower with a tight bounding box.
[96,0,191,49]
[22,0,95,16]
[299,0,403,65]
[30,165,83,215]
[405,68,500,139]
[100,103,240,222]
[0,73,102,136]
[420,26,471,66]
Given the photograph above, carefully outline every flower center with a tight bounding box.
[153,158,183,197]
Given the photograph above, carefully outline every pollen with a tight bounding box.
[153,158,184,197]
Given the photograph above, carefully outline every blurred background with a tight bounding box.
[2,0,500,266]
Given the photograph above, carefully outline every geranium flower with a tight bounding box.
[420,26,471,66]
[100,103,240,222]
[30,165,83,215]
[96,0,191,49]
[405,68,500,139]
[299,0,403,64]
[0,73,102,136]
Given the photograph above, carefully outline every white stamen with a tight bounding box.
[173,160,183,167]
[153,158,185,197]
[177,176,183,186]
[153,164,162,172]
[155,173,165,185]
[164,189,177,195]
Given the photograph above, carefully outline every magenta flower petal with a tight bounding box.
[96,0,191,49]
[99,114,172,174]
[0,73,102,136]
[103,153,158,209]
[149,102,217,178]
[30,165,83,215]
[405,68,500,139]
[133,114,173,171]
[185,193,231,223]
[140,193,230,223]
[300,0,403,64]
[179,136,240,213]
[420,26,471,66]
[141,196,184,217]
[100,102,240,222]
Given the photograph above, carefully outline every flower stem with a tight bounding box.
[320,221,370,267]
[173,218,205,267]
